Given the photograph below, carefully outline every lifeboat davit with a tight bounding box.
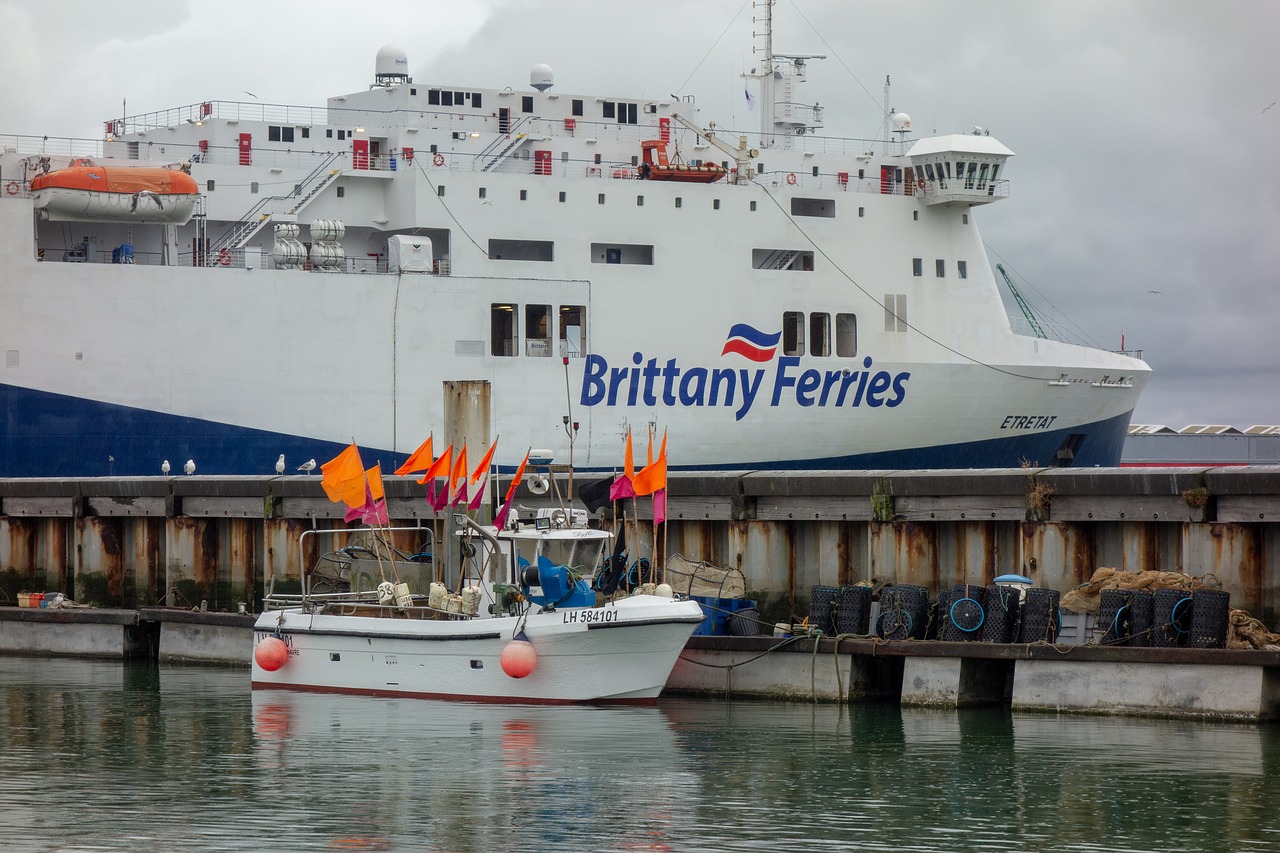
[30,165,200,224]
[637,139,726,184]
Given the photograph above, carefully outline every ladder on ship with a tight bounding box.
[757,249,799,270]
[206,153,342,258]
[996,263,1048,339]
[479,116,534,172]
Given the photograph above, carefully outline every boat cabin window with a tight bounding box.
[782,311,805,356]
[791,197,835,218]
[810,313,831,357]
[836,313,858,357]
[526,304,552,356]
[591,243,654,265]
[978,163,990,189]
[510,537,606,583]
[958,260,968,279]
[488,239,553,262]
[560,305,586,357]
[936,259,945,278]
[491,304,517,357]
[965,162,978,189]
[912,258,923,277]
[572,99,584,116]
[752,249,814,271]
[522,95,534,113]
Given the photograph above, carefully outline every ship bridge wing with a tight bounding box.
[906,133,1014,207]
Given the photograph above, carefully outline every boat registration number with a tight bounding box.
[562,609,617,624]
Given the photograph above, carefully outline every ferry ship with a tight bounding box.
[0,4,1148,477]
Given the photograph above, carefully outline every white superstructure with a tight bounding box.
[0,6,1148,476]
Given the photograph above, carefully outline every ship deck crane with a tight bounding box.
[668,113,758,186]
[996,263,1048,339]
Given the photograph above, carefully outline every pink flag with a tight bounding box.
[609,475,636,501]
[467,473,487,511]
[652,488,667,526]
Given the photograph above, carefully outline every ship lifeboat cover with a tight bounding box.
[31,165,199,195]
[31,166,200,224]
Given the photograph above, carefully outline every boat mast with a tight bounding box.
[744,0,824,151]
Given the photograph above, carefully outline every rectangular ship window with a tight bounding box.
[782,311,805,356]
[790,197,835,218]
[835,313,857,357]
[491,304,517,357]
[752,249,814,271]
[560,305,586,358]
[488,239,553,262]
[810,313,831,357]
[958,260,968,279]
[912,258,923,277]
[525,304,552,357]
[591,243,653,265]
[936,259,945,277]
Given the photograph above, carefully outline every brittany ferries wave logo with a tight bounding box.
[580,323,912,421]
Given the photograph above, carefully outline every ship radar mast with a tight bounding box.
[742,0,825,150]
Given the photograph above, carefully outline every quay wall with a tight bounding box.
[1,466,1278,625]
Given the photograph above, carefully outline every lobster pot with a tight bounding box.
[1187,589,1231,649]
[1125,590,1154,647]
[1098,589,1134,645]
[833,586,871,635]
[944,585,986,642]
[980,584,1021,644]
[1017,588,1061,644]
[726,607,761,637]
[1151,589,1192,648]
[808,585,838,634]
[876,585,929,640]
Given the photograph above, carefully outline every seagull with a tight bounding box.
[161,459,171,475]
[1148,289,1162,294]
[297,458,317,474]
[242,90,259,100]
[275,453,286,474]
[184,459,196,476]
[1264,101,1276,113]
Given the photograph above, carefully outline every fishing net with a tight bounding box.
[1059,567,1214,615]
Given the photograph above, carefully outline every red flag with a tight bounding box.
[394,435,433,476]
[633,430,667,496]
[493,449,530,530]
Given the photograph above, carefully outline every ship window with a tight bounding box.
[812,166,819,177]
[472,92,482,109]
[956,161,965,182]
[990,164,1000,182]
[428,89,440,105]
[966,162,977,189]
[338,130,346,140]
[455,91,464,104]
[520,189,528,201]
[913,211,919,221]
[206,180,215,191]
[750,201,757,211]
[978,163,990,189]
[489,239,553,262]
[925,163,936,182]
[526,304,552,356]
[936,259,945,278]
[479,187,487,199]
[560,305,586,357]
[962,214,968,224]
[628,103,638,124]
[603,102,616,119]
[912,258,923,277]
[337,187,345,198]
[636,195,644,206]
[326,129,333,138]
[437,185,445,197]
[958,260,968,279]
[250,182,259,194]
[442,91,454,106]
[713,199,720,210]
[836,313,858,357]
[522,95,534,113]
[282,127,294,143]
[300,127,309,139]
[858,207,864,217]
[562,151,570,162]
[268,126,281,142]
[782,312,805,356]
[558,191,566,202]
[790,198,835,218]
[491,304,517,357]
[631,156,639,167]
[675,197,683,208]
[410,88,417,96]
[591,243,653,265]
[572,99,584,116]
[598,193,606,205]
[753,249,814,271]
[810,313,831,357]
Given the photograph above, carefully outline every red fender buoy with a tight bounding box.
[254,635,289,671]
[500,638,537,678]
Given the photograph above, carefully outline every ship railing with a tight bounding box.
[0,133,105,161]
[1009,316,1070,342]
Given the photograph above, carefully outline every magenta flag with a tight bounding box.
[609,475,636,501]
[652,488,667,526]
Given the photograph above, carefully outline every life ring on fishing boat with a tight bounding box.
[785,172,797,185]
[432,153,445,166]
[916,176,926,191]
[4,181,18,195]
[217,249,231,266]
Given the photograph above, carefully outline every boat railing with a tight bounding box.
[0,133,105,162]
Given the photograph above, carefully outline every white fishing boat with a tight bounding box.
[0,3,1150,476]
[251,511,705,704]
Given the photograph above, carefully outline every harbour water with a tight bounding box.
[1,656,1276,853]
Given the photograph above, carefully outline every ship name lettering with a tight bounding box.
[1000,415,1058,430]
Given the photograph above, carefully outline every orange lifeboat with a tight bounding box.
[30,164,200,224]
[637,140,726,184]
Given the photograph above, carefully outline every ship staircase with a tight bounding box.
[479,116,536,172]
[757,249,801,270]
[206,153,342,261]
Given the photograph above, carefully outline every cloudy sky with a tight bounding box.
[3,0,1278,429]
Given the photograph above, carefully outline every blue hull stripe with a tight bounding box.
[1,383,1131,476]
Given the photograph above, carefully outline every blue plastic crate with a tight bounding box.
[690,596,757,636]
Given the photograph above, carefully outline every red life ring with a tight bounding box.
[432,153,445,166]
[916,176,926,191]
[4,181,18,195]
[217,249,231,266]
[785,173,797,185]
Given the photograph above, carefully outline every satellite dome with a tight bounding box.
[891,112,912,132]
[375,44,411,86]
[530,63,554,92]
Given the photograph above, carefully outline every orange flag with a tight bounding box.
[624,429,636,482]
[365,464,385,501]
[450,443,468,502]
[417,443,453,484]
[394,435,433,476]
[633,430,667,496]
[321,443,364,504]
[470,437,498,484]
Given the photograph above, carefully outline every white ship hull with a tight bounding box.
[251,595,705,705]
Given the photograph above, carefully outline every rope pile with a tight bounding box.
[1060,567,1216,614]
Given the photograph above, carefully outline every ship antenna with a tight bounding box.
[561,356,578,501]
[883,76,891,156]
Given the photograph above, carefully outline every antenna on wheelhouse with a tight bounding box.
[744,0,824,151]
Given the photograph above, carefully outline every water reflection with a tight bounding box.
[1,656,1278,852]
